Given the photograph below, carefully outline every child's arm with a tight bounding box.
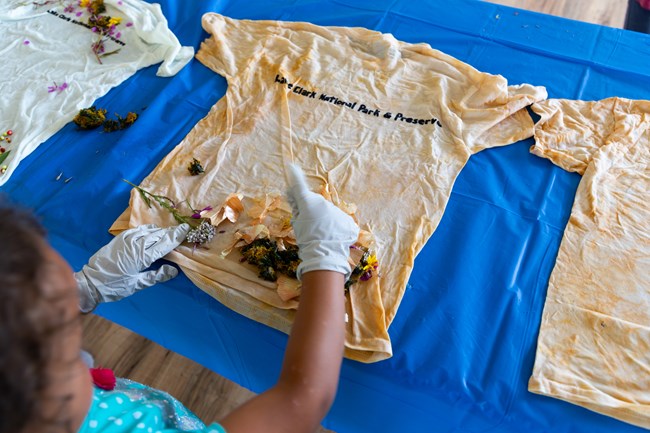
[220,165,358,433]
[220,270,346,433]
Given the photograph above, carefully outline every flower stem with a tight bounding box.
[122,179,200,227]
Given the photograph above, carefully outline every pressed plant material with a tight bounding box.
[188,158,205,175]
[240,238,301,282]
[102,112,138,132]
[74,107,138,132]
[345,247,379,290]
[73,107,107,129]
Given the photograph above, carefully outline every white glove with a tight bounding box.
[286,164,359,281]
[75,224,190,313]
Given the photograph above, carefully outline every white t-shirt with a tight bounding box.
[0,0,193,185]
[111,13,547,362]
[529,97,650,429]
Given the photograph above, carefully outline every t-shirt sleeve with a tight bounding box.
[121,0,194,77]
[196,13,277,80]
[529,98,624,175]
[459,73,547,154]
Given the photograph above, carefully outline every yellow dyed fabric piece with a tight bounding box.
[528,98,650,428]
[110,13,546,362]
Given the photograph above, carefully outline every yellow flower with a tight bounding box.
[108,17,122,26]
[79,0,90,7]
[361,254,378,272]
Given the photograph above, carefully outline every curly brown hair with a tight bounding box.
[0,199,49,433]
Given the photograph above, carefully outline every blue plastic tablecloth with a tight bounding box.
[5,1,650,432]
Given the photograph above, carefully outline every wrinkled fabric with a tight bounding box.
[77,379,226,433]
[110,13,547,362]
[0,0,193,186]
[528,98,650,429]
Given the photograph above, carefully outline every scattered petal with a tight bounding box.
[276,274,302,302]
[220,224,269,258]
[247,195,283,224]
[203,194,244,226]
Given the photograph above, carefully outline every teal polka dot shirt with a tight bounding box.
[78,379,226,433]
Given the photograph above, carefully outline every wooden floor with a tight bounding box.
[486,0,626,28]
[81,1,626,431]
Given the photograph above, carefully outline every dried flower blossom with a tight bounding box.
[240,238,301,282]
[186,221,216,245]
[188,158,204,176]
[73,107,107,129]
[73,107,138,132]
[81,0,105,15]
[345,248,379,290]
[83,0,122,64]
[102,111,138,132]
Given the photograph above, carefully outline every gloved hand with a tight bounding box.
[286,164,359,281]
[74,224,190,313]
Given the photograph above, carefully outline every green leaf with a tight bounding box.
[0,149,11,166]
[122,178,152,208]
[137,188,152,208]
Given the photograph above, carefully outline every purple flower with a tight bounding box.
[76,11,83,16]
[23,40,30,45]
[91,26,98,32]
[64,5,75,13]
[126,22,133,27]
[115,31,122,39]
[48,81,69,94]
[191,205,213,219]
[117,0,123,4]
[360,270,373,281]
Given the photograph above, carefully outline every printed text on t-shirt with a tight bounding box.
[47,10,127,47]
[274,74,442,128]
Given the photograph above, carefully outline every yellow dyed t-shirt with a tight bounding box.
[111,13,546,362]
[528,98,650,428]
